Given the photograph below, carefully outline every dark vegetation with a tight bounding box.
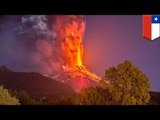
[0,61,159,105]
[149,91,160,105]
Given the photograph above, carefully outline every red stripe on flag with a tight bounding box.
[143,15,152,40]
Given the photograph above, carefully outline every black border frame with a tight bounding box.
[0,0,160,117]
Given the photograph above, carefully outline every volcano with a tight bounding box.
[52,65,101,92]
[51,16,102,92]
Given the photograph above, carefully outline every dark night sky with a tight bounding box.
[0,15,160,92]
[84,15,160,92]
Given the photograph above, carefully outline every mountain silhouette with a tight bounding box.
[0,66,75,99]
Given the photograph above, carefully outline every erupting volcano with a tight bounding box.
[51,15,101,92]
[62,31,83,68]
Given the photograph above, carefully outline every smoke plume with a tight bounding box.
[0,15,86,76]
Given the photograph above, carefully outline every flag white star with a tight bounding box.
[154,17,158,21]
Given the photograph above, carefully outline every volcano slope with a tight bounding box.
[0,66,76,99]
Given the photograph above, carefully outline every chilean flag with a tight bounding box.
[143,15,160,40]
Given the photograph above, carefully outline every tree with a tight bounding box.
[46,96,76,105]
[0,86,20,105]
[75,87,112,105]
[75,87,103,105]
[9,90,42,105]
[103,60,150,105]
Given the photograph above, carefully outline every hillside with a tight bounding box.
[0,66,76,99]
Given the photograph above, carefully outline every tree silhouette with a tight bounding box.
[103,60,150,105]
[0,86,20,105]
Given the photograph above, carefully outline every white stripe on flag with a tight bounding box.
[152,23,160,40]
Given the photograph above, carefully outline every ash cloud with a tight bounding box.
[14,15,56,39]
[0,15,85,76]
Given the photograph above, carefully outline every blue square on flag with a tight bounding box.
[152,15,160,23]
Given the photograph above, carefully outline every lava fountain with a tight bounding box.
[52,15,101,92]
[62,31,84,68]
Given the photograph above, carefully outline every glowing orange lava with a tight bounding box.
[62,31,84,68]
[56,15,101,85]
[61,30,101,82]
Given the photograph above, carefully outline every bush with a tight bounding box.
[9,90,42,105]
[0,86,20,105]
